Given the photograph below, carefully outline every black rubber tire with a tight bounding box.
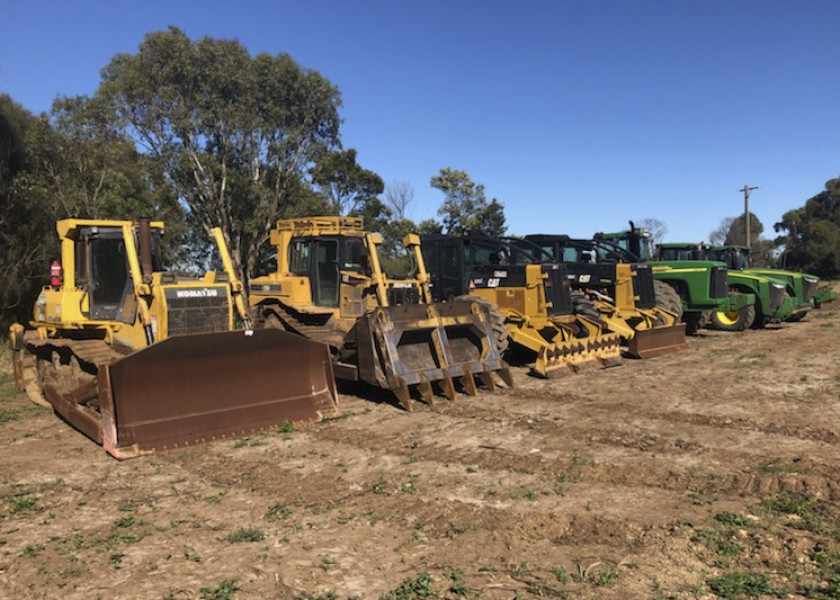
[786,310,808,322]
[682,312,708,335]
[455,295,510,354]
[570,291,602,322]
[709,305,755,331]
[653,280,683,321]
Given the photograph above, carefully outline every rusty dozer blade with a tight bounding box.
[626,323,688,359]
[354,301,511,410]
[39,329,338,459]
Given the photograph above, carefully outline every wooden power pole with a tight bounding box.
[739,185,759,249]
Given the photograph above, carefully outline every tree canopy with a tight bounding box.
[775,178,840,276]
[429,168,507,236]
[96,27,344,282]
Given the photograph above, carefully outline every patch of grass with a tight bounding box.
[109,552,125,569]
[199,578,239,600]
[9,495,37,515]
[551,565,568,583]
[379,572,438,599]
[706,571,783,598]
[759,492,833,535]
[277,419,294,433]
[223,527,264,543]
[320,555,337,571]
[714,512,755,528]
[761,463,799,474]
[0,408,21,423]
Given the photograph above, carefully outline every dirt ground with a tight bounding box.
[2,286,840,600]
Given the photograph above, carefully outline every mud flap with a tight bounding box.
[354,302,511,410]
[625,323,688,359]
[35,329,339,459]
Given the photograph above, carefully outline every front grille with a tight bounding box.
[709,267,729,299]
[802,278,818,303]
[164,286,229,336]
[543,264,572,316]
[632,264,656,309]
[768,284,785,312]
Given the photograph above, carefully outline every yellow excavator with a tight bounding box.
[249,216,512,411]
[9,218,339,459]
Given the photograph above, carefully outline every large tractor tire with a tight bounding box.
[456,295,510,354]
[653,280,683,321]
[709,305,755,331]
[571,291,603,322]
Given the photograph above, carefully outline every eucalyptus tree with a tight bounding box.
[97,27,344,282]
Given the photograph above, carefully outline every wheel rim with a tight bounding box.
[715,310,741,326]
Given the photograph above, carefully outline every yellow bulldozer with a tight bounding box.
[248,216,512,411]
[9,218,339,459]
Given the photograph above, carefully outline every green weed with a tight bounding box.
[199,578,239,600]
[706,571,783,598]
[379,572,437,599]
[445,570,471,596]
[223,527,264,543]
[266,503,294,521]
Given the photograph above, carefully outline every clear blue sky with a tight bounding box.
[2,0,839,242]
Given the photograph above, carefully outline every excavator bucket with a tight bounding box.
[354,301,512,410]
[29,329,338,459]
[626,323,688,359]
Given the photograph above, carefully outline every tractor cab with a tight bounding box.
[656,243,709,263]
[706,245,751,270]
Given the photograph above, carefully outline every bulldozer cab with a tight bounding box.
[287,234,369,307]
[71,224,162,322]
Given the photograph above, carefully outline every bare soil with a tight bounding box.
[2,285,840,600]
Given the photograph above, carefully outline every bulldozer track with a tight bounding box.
[261,303,346,349]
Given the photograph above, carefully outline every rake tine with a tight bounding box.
[393,377,413,412]
[441,373,456,401]
[418,376,435,407]
[460,370,477,396]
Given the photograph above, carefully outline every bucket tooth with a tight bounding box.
[497,364,514,388]
[418,376,435,407]
[393,377,413,412]
[478,368,496,392]
[460,370,477,396]
[441,373,456,401]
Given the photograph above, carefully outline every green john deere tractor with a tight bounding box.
[706,244,837,320]
[594,223,753,333]
[655,243,797,331]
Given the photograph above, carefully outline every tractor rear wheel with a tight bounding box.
[710,305,755,331]
[571,291,603,322]
[456,295,510,354]
[653,280,683,321]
